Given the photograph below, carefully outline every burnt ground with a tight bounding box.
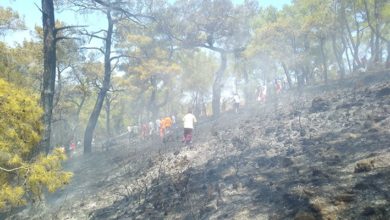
[8,71,390,220]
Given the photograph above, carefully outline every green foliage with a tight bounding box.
[0,40,43,91]
[0,78,72,212]
[178,50,216,94]
[0,6,25,35]
[27,148,72,195]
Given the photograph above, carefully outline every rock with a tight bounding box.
[373,115,387,123]
[310,197,338,220]
[326,155,341,166]
[367,113,387,123]
[310,168,331,182]
[286,148,295,156]
[354,160,374,173]
[376,87,390,97]
[294,211,316,220]
[199,205,217,218]
[301,138,314,146]
[231,137,249,149]
[300,129,307,137]
[368,127,380,133]
[277,136,286,142]
[284,139,293,145]
[327,113,337,120]
[363,121,374,129]
[310,97,331,113]
[335,193,355,203]
[361,206,387,218]
[362,207,376,216]
[354,182,370,190]
[265,127,276,135]
[281,157,294,167]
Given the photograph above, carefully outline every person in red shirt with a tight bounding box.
[69,141,76,158]
[275,79,282,94]
[141,123,149,139]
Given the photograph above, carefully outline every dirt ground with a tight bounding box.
[8,71,390,220]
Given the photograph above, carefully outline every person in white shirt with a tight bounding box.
[233,93,240,113]
[182,109,197,145]
[155,119,161,135]
[257,84,267,103]
[171,115,176,124]
[148,121,154,135]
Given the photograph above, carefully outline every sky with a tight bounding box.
[1,0,291,45]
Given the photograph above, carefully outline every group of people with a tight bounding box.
[57,140,80,158]
[222,78,284,114]
[127,115,176,141]
[221,93,241,113]
[256,79,283,103]
[127,109,197,146]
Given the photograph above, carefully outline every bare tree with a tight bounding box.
[65,0,152,153]
[40,0,80,154]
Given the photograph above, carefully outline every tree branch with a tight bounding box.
[92,0,154,27]
[55,36,82,43]
[0,165,27,172]
[79,29,108,43]
[55,25,87,33]
[109,54,139,62]
[67,99,82,108]
[79,47,105,54]
[34,3,43,14]
[111,59,120,73]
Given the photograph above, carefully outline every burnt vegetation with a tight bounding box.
[11,71,387,220]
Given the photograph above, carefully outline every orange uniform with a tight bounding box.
[159,117,173,139]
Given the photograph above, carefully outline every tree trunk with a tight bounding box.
[365,0,381,64]
[332,35,345,79]
[343,1,362,71]
[114,103,125,133]
[72,94,86,144]
[319,36,328,83]
[386,41,390,68]
[53,66,62,110]
[302,65,311,85]
[105,96,111,138]
[84,10,113,154]
[39,0,56,155]
[296,69,304,88]
[370,31,376,65]
[242,66,251,101]
[374,0,381,63]
[281,62,292,88]
[212,52,227,117]
[149,76,159,120]
[193,91,201,118]
[341,36,352,73]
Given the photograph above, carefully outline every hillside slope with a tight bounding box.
[10,72,390,220]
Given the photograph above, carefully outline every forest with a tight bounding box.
[0,0,389,219]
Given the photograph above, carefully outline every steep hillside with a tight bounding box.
[10,72,390,220]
